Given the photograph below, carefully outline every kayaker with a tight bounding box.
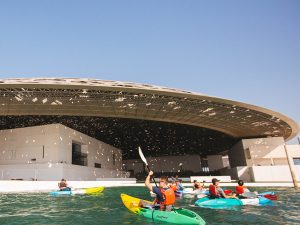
[236,180,250,196]
[209,178,236,199]
[58,178,71,191]
[169,182,177,192]
[236,180,258,198]
[139,171,175,211]
[175,179,184,191]
[193,180,204,190]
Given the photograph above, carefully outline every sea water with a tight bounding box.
[0,187,299,225]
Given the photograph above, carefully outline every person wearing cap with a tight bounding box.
[58,178,71,191]
[209,178,236,199]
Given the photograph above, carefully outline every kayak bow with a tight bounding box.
[121,193,205,225]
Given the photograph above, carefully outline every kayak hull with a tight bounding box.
[49,186,104,196]
[121,193,205,225]
[195,197,272,209]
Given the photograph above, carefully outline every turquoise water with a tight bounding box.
[0,187,299,225]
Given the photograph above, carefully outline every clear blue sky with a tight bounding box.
[0,0,299,142]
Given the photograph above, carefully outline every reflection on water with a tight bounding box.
[0,187,299,225]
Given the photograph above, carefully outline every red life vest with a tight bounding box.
[209,184,220,196]
[236,185,245,195]
[157,188,175,210]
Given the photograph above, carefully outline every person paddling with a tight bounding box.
[139,171,175,211]
[58,178,71,191]
[175,179,184,191]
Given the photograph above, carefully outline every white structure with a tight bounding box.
[221,137,300,182]
[0,124,124,181]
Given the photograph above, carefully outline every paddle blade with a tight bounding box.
[138,147,148,166]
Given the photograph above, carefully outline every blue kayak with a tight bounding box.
[195,197,272,209]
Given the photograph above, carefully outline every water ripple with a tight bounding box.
[0,187,299,225]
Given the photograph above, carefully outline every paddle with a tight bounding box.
[241,192,257,199]
[138,146,158,187]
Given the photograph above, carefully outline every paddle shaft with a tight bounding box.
[146,165,158,187]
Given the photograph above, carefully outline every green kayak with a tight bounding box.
[121,193,206,225]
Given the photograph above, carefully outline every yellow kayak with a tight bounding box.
[84,186,105,194]
[50,186,104,196]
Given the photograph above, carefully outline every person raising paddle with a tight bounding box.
[139,171,175,211]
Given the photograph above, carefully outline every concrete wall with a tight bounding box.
[207,155,227,171]
[124,154,202,175]
[222,156,230,168]
[228,140,247,167]
[0,163,125,181]
[0,124,123,180]
[243,137,286,166]
[225,137,300,182]
[220,166,252,181]
[250,165,300,182]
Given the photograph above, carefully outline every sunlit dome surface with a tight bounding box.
[0,78,298,159]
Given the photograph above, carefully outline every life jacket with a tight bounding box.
[209,184,220,196]
[169,184,177,192]
[156,188,175,210]
[236,185,245,195]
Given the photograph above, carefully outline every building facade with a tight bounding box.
[0,124,123,181]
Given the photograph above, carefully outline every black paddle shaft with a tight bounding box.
[146,165,158,187]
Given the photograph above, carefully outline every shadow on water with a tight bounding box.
[0,187,299,225]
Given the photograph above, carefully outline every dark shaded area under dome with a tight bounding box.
[0,116,238,159]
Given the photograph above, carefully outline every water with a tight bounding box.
[0,187,299,225]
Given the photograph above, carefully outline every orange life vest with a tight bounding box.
[157,188,175,210]
[236,185,246,195]
[169,184,177,191]
[209,184,220,196]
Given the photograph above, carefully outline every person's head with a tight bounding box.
[193,180,197,183]
[61,178,66,182]
[159,176,169,188]
[212,178,220,185]
[238,180,244,186]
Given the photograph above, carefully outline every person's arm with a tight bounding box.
[145,171,153,192]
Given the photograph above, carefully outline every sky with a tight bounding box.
[0,0,299,143]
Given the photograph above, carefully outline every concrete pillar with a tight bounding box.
[284,144,298,189]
